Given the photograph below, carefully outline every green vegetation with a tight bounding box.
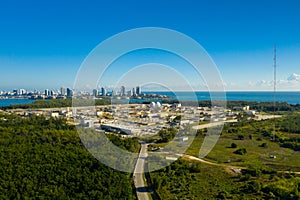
[0,113,137,199]
[158,127,177,143]
[234,148,247,155]
[263,177,300,199]
[149,158,300,199]
[1,98,111,109]
[231,142,237,148]
[106,134,140,153]
[279,113,300,133]
[148,112,300,199]
[2,100,300,199]
[187,113,300,171]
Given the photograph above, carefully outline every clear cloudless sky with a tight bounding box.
[0,0,300,91]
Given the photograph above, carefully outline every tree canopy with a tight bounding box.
[0,113,136,199]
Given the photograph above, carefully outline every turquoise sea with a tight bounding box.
[0,99,35,107]
[144,91,300,105]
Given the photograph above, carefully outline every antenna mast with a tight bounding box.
[273,44,276,141]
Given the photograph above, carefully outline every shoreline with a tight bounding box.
[1,91,300,107]
[0,97,31,100]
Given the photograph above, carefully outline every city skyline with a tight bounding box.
[0,85,144,97]
[0,1,300,91]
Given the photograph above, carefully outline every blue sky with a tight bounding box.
[0,0,300,91]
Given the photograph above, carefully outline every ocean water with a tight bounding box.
[144,91,300,105]
[0,99,35,107]
[0,92,299,107]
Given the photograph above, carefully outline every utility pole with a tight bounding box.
[273,44,276,141]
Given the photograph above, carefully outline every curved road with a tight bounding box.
[183,154,300,175]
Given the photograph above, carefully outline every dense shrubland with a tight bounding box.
[0,114,137,199]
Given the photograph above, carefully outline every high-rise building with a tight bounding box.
[112,89,117,96]
[93,89,98,97]
[132,87,136,97]
[45,89,50,96]
[67,88,73,97]
[60,87,66,96]
[101,87,106,96]
[19,89,26,95]
[121,86,125,96]
[136,86,141,96]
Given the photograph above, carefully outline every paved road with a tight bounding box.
[192,115,282,131]
[133,144,151,200]
[255,114,282,120]
[192,119,237,130]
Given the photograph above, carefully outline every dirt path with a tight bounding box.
[183,154,300,175]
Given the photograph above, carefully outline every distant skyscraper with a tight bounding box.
[136,86,141,96]
[67,88,73,97]
[19,89,26,95]
[112,89,117,96]
[45,89,50,96]
[132,87,136,96]
[101,87,106,96]
[93,89,98,97]
[60,87,66,96]
[121,86,125,96]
